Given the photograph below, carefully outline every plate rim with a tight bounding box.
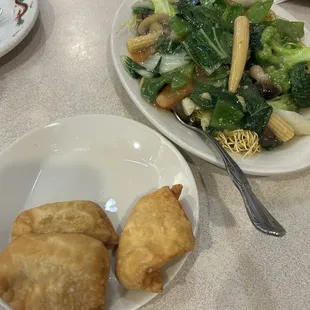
[0,114,200,310]
[0,114,200,229]
[0,114,199,218]
[0,0,39,58]
[110,2,310,176]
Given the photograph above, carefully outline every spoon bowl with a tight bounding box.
[173,110,286,237]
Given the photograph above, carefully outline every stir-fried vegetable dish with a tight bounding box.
[120,0,310,156]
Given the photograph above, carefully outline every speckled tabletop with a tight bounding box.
[0,0,310,309]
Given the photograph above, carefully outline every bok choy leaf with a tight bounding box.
[239,84,273,135]
[141,63,195,102]
[121,56,154,79]
[142,52,190,74]
[132,0,154,15]
[210,100,244,130]
[183,26,232,75]
[178,0,242,31]
[245,0,273,24]
[169,16,193,36]
[202,0,243,31]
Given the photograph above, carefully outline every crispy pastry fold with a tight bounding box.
[11,200,118,248]
[116,185,195,293]
[0,233,110,310]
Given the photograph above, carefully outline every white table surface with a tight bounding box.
[0,0,310,309]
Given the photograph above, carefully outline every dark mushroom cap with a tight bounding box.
[249,65,282,99]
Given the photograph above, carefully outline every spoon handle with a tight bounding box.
[203,131,286,237]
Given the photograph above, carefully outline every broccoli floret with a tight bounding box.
[267,94,298,112]
[264,66,291,94]
[258,26,310,65]
[290,62,310,108]
[255,26,310,93]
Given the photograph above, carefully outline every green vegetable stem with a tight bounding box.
[245,0,273,24]
[169,16,193,37]
[132,0,155,15]
[151,0,177,17]
[141,63,195,102]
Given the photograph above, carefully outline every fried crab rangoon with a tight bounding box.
[0,234,110,310]
[11,200,118,248]
[116,185,195,293]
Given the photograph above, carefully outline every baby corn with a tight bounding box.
[267,113,294,142]
[127,32,161,53]
[229,16,250,93]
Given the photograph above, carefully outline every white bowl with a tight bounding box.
[0,115,199,310]
[111,2,310,176]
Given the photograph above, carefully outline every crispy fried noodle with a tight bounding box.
[117,15,140,34]
[216,129,261,157]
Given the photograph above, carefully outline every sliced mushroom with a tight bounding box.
[249,65,268,82]
[138,13,170,35]
[149,22,163,33]
[259,126,281,149]
[249,65,282,99]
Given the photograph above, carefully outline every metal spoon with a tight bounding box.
[173,110,286,237]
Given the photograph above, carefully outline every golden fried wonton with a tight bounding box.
[11,200,118,248]
[116,185,195,293]
[0,233,110,310]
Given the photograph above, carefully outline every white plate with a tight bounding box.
[0,115,199,310]
[111,3,310,176]
[0,0,39,58]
